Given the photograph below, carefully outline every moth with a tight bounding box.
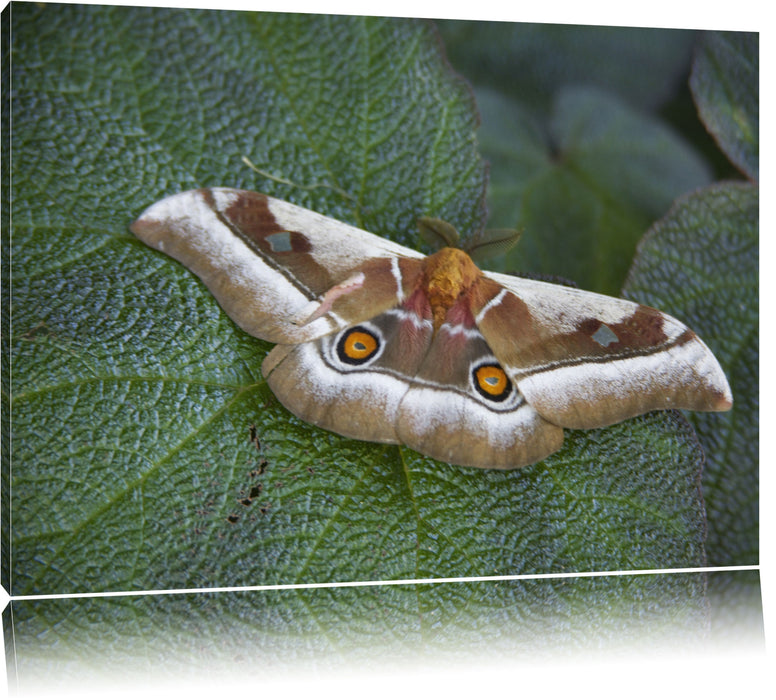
[130,188,732,470]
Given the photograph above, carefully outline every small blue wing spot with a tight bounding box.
[592,323,619,347]
[266,231,294,252]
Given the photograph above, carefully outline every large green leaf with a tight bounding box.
[624,182,758,567]
[7,6,707,603]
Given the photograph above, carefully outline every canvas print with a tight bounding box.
[1,1,760,691]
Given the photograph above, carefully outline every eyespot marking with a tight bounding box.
[336,326,381,365]
[472,362,513,402]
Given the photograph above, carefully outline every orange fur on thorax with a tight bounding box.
[422,248,482,330]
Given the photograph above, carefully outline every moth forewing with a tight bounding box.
[479,271,733,429]
[130,188,422,344]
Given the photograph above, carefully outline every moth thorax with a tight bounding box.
[423,247,482,330]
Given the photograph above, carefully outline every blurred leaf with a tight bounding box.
[438,21,695,116]
[623,182,758,567]
[690,32,759,181]
[478,86,712,294]
[10,5,708,603]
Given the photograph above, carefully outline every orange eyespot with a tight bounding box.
[336,326,381,365]
[344,330,377,359]
[473,363,512,402]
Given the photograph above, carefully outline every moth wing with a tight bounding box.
[261,307,434,444]
[477,271,733,429]
[130,188,424,344]
[395,310,564,469]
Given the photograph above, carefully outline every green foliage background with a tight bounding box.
[2,4,759,678]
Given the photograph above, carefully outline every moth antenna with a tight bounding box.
[241,156,355,201]
[418,217,462,251]
[464,227,523,264]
